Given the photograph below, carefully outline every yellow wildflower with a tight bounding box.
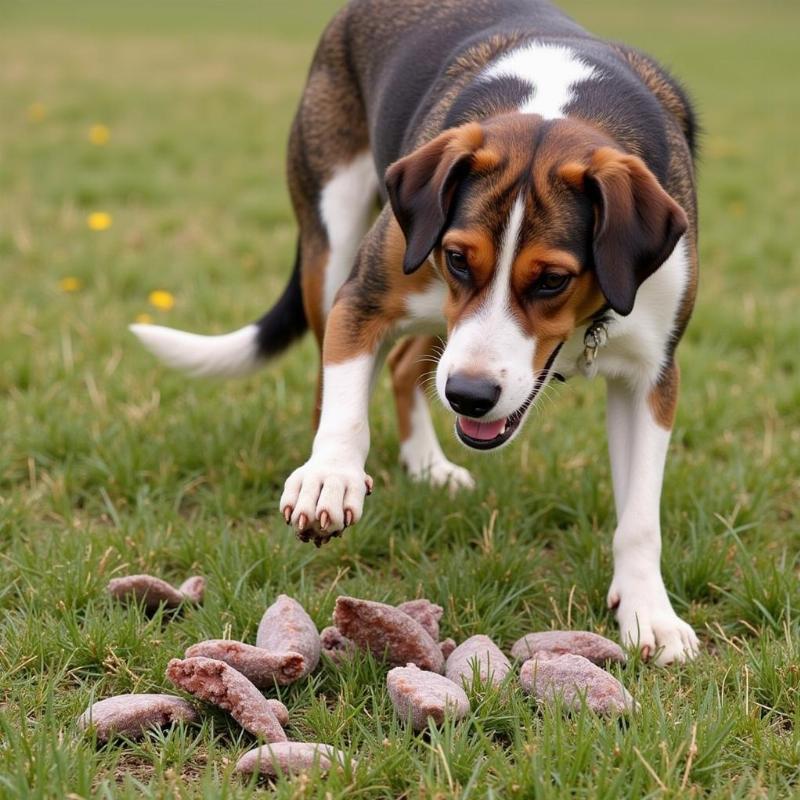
[729,201,746,218]
[28,102,47,122]
[148,290,175,311]
[58,276,82,293]
[89,124,111,145]
[87,212,113,231]
[134,313,153,325]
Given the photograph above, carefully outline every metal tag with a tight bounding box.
[580,318,609,378]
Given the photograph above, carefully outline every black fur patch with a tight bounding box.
[254,242,308,359]
[444,76,534,128]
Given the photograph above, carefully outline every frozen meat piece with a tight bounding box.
[387,663,469,730]
[106,574,205,611]
[396,599,443,641]
[333,596,444,673]
[235,741,351,778]
[320,626,355,662]
[78,693,198,742]
[166,657,287,740]
[519,653,635,715]
[445,635,510,688]
[256,594,320,677]
[184,640,305,687]
[511,630,625,665]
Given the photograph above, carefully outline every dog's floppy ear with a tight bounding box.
[561,147,688,315]
[385,123,483,274]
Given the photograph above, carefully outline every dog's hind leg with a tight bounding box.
[388,336,474,491]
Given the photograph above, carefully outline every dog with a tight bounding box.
[131,0,700,664]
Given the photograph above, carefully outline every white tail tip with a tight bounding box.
[129,323,260,378]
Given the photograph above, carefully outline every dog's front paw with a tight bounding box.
[279,458,372,546]
[608,575,699,666]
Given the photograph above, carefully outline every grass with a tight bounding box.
[1,0,799,796]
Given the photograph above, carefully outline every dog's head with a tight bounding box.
[386,114,687,450]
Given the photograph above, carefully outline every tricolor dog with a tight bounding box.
[132,0,700,663]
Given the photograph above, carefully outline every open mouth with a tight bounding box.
[454,344,563,452]
[455,395,534,450]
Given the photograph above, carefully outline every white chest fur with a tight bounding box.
[555,237,690,388]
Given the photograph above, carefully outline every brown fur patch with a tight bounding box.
[441,229,496,288]
[510,245,581,291]
[648,361,680,429]
[435,115,616,346]
[299,244,328,346]
[388,336,440,441]
[322,212,438,364]
[322,298,388,364]
[472,146,502,173]
[558,161,587,189]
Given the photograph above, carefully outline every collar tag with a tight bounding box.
[580,317,609,378]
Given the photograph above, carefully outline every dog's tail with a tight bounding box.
[129,243,307,378]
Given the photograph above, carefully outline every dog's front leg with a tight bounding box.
[605,365,699,664]
[280,295,387,546]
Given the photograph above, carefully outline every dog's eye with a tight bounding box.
[445,250,471,282]
[531,272,571,298]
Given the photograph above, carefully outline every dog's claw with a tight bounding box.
[280,460,369,546]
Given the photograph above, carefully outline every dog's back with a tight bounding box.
[330,0,695,185]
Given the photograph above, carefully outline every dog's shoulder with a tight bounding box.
[608,43,699,162]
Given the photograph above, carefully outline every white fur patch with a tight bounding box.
[605,375,699,664]
[482,42,599,119]
[486,192,526,313]
[402,282,446,334]
[319,153,379,314]
[316,354,374,452]
[129,323,259,378]
[280,353,375,533]
[552,236,691,387]
[596,236,690,387]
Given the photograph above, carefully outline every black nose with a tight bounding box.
[445,374,501,417]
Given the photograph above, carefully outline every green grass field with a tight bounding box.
[1,0,799,796]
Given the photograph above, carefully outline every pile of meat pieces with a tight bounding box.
[81,577,635,780]
[333,597,635,729]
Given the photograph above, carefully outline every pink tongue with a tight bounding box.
[458,416,506,441]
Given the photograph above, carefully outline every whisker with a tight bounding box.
[419,379,439,394]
